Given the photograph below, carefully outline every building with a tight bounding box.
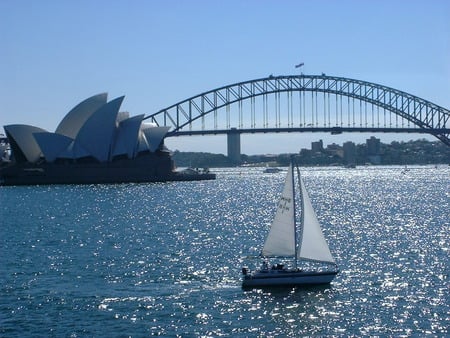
[311,139,324,153]
[326,143,343,158]
[1,94,215,185]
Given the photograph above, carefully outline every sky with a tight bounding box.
[1,0,449,155]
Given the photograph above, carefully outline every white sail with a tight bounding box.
[297,176,335,264]
[262,165,296,257]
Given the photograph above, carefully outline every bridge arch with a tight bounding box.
[145,75,450,146]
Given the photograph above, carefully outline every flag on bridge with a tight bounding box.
[295,62,304,68]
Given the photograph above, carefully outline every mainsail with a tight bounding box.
[262,165,296,257]
[297,171,335,264]
[261,162,335,264]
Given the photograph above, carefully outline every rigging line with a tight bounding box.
[292,157,300,270]
[294,158,304,269]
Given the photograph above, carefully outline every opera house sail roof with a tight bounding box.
[1,93,215,185]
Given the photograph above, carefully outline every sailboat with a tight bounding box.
[242,157,339,288]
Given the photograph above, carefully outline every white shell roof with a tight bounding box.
[112,114,144,158]
[74,96,124,162]
[4,124,47,163]
[33,132,74,162]
[4,94,170,164]
[55,93,107,139]
[142,126,170,152]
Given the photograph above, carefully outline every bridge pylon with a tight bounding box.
[227,128,241,164]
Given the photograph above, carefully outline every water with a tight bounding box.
[1,166,448,336]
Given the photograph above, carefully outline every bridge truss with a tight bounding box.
[145,75,450,146]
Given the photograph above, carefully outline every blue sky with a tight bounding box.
[1,0,449,154]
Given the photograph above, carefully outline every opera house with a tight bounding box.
[0,93,215,185]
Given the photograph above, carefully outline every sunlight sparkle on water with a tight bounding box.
[0,165,448,336]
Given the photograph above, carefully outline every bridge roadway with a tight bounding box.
[168,127,450,137]
[145,74,450,158]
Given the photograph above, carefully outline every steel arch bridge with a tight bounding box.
[145,74,450,147]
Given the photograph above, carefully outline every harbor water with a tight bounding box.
[1,165,448,336]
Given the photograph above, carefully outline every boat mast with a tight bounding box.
[295,156,307,270]
[291,156,299,270]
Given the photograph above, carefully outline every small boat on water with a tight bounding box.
[242,156,339,288]
[263,167,282,173]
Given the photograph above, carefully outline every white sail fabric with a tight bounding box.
[298,176,335,263]
[262,165,296,257]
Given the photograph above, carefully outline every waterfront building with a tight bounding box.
[1,93,215,185]
[311,139,324,153]
[4,94,170,165]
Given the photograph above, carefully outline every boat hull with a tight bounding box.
[242,269,338,288]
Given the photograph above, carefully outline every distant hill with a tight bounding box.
[171,139,450,168]
[172,151,233,168]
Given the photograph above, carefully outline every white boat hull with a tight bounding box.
[242,269,338,288]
